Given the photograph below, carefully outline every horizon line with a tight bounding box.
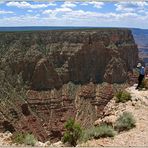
[0,26,147,30]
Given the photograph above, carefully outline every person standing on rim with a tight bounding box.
[136,63,145,90]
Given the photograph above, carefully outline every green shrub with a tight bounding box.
[11,132,25,144]
[115,90,131,103]
[11,132,36,146]
[92,124,115,139]
[80,126,96,142]
[23,133,36,146]
[81,124,115,142]
[62,118,82,147]
[115,112,136,132]
[140,79,148,89]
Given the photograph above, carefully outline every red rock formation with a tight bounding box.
[0,29,138,90]
[0,29,139,142]
[31,58,62,90]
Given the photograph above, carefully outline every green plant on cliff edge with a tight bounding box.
[11,132,37,146]
[140,79,148,90]
[80,124,115,142]
[115,112,136,132]
[62,118,82,147]
[23,133,37,146]
[115,90,131,103]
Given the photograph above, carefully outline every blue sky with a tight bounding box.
[0,1,148,28]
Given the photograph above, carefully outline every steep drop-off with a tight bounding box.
[0,29,138,89]
[0,29,138,142]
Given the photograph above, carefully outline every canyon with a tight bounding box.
[0,29,138,142]
[132,28,148,65]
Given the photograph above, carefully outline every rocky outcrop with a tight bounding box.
[0,29,138,90]
[31,58,62,90]
[104,57,127,83]
[0,82,122,142]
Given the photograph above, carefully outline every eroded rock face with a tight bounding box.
[0,29,139,142]
[104,57,127,83]
[31,58,62,90]
[0,29,138,90]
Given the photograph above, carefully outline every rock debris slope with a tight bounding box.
[79,85,148,147]
[0,85,147,147]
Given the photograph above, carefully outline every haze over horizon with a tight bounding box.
[0,1,148,29]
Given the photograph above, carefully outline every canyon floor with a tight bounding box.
[0,85,148,147]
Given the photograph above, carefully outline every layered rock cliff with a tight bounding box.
[0,29,138,89]
[0,29,138,142]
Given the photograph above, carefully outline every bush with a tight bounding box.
[91,124,115,139]
[11,132,36,146]
[140,79,148,89]
[80,126,96,142]
[62,118,82,147]
[81,124,115,142]
[11,132,25,144]
[115,90,131,103]
[23,133,36,146]
[115,112,136,132]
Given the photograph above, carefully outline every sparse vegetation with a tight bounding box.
[0,72,27,101]
[81,124,115,142]
[62,118,82,147]
[23,133,37,146]
[115,112,136,132]
[115,90,131,103]
[140,79,148,90]
[11,132,25,144]
[107,43,117,49]
[11,132,36,146]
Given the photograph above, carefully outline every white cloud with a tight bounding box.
[0,10,14,14]
[27,10,33,13]
[6,1,51,9]
[43,7,72,16]
[80,3,88,6]
[0,14,40,26]
[1,2,148,29]
[88,2,104,8]
[115,2,148,12]
[42,9,52,14]
[1,10,148,28]
[55,7,72,12]
[48,3,57,6]
[80,2,104,8]
[61,2,76,8]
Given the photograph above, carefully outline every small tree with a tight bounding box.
[62,118,82,147]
